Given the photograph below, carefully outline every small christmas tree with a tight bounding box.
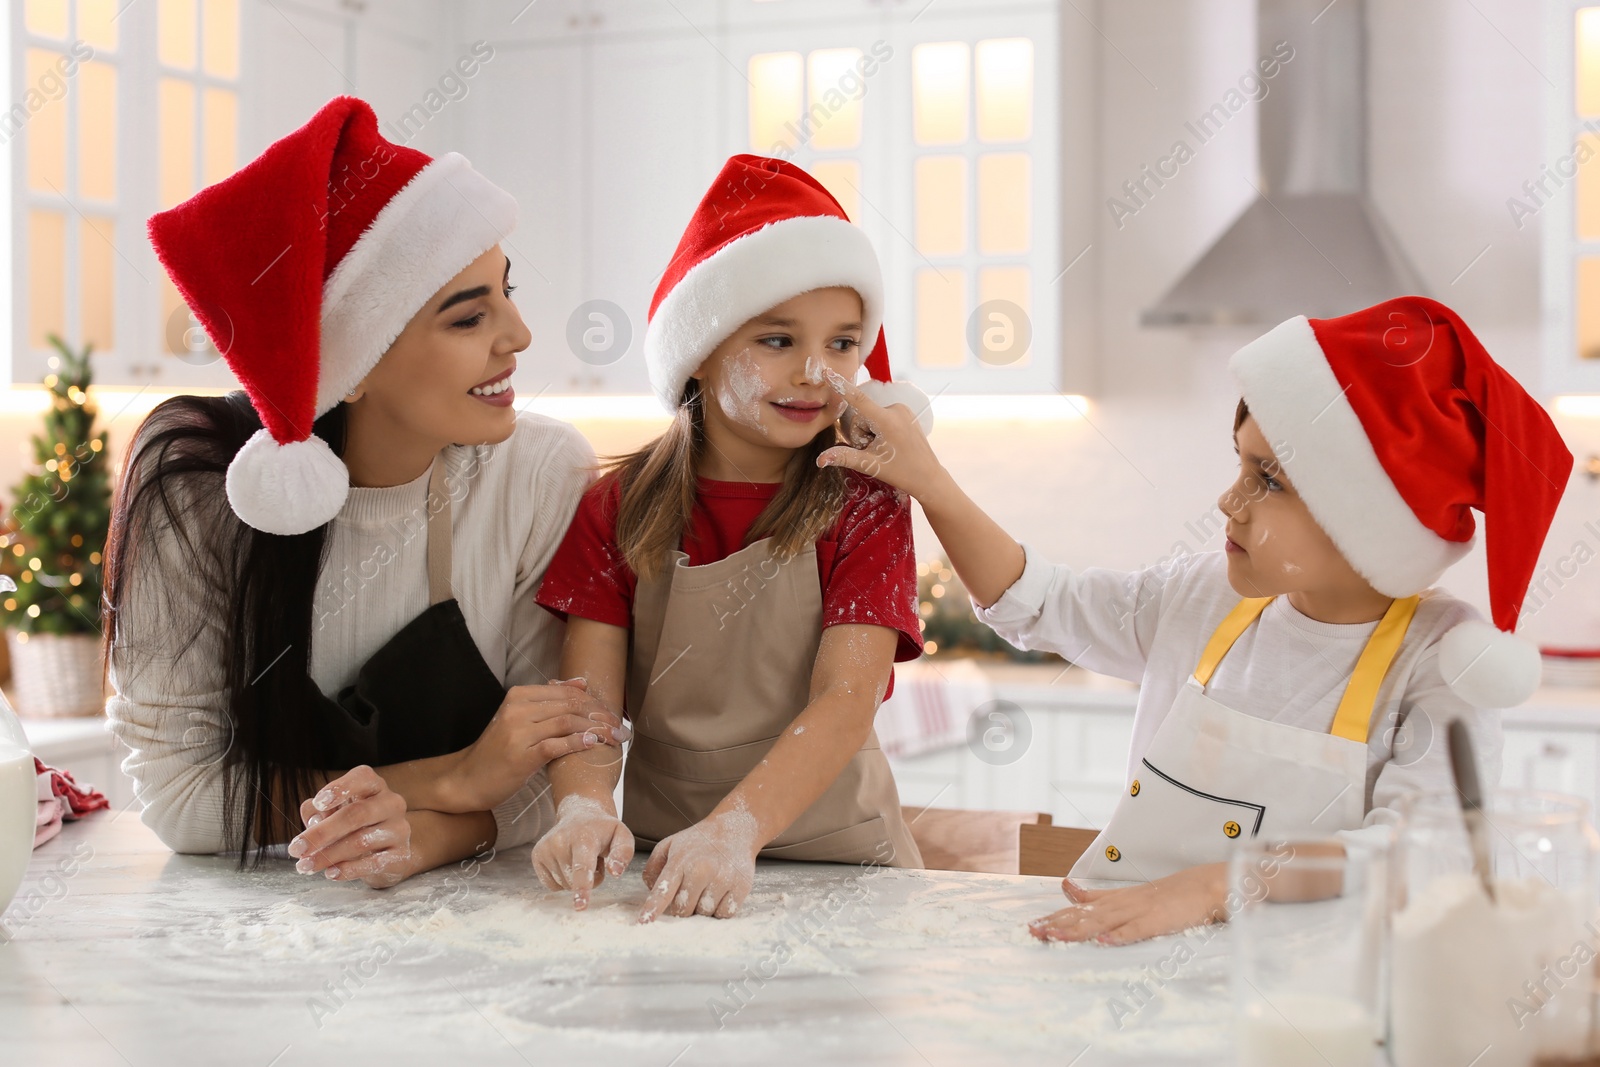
[1,335,111,636]
[916,555,1063,663]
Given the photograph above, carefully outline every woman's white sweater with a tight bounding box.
[106,412,594,855]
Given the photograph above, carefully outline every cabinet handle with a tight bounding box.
[1542,742,1569,759]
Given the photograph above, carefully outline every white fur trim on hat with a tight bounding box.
[317,153,518,414]
[644,215,883,411]
[858,378,935,436]
[1438,619,1542,708]
[1229,316,1473,597]
[225,429,349,535]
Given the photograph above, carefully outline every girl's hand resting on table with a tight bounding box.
[288,765,415,889]
[816,370,948,502]
[446,678,629,813]
[532,795,636,910]
[1029,863,1230,946]
[638,810,761,923]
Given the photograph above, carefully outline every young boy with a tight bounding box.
[817,296,1573,944]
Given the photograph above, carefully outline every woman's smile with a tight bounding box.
[470,365,516,406]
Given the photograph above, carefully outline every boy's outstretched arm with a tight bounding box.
[819,371,1025,608]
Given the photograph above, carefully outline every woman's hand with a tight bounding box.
[817,370,950,503]
[638,810,761,923]
[288,765,416,889]
[1028,864,1231,945]
[445,678,629,813]
[532,795,636,910]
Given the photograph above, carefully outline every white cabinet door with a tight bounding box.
[582,32,725,394]
[886,698,1136,831]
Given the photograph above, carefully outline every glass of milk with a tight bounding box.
[0,653,37,922]
[1231,837,1386,1067]
[1389,789,1598,1067]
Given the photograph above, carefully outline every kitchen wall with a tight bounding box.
[7,0,1597,648]
[577,0,1600,649]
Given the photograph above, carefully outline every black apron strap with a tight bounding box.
[280,449,510,769]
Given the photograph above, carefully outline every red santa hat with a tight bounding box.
[1230,296,1574,708]
[645,154,932,433]
[147,96,517,535]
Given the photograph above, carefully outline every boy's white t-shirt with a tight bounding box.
[974,547,1502,842]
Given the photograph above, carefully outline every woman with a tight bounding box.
[104,96,624,887]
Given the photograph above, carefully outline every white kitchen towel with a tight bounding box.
[876,659,993,758]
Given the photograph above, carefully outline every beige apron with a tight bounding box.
[1072,594,1419,882]
[622,536,922,867]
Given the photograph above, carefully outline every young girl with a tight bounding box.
[108,97,623,887]
[532,155,931,921]
[818,295,1573,944]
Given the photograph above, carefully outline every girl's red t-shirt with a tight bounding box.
[535,469,924,695]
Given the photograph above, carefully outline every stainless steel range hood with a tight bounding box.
[1140,0,1426,328]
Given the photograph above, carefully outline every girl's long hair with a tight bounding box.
[102,392,347,864]
[606,379,849,580]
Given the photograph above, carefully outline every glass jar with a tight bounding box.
[1231,836,1387,1067]
[1389,789,1599,1067]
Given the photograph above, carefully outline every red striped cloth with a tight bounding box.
[875,660,992,758]
[33,757,108,848]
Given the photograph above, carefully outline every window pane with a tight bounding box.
[159,78,196,208]
[202,87,237,185]
[807,48,863,151]
[79,61,117,202]
[25,1,68,39]
[1582,10,1600,116]
[1581,258,1600,360]
[978,267,1031,367]
[915,155,966,257]
[976,38,1032,142]
[160,0,198,70]
[978,153,1030,254]
[749,52,803,153]
[1580,136,1600,241]
[29,211,66,349]
[80,0,120,52]
[82,215,116,351]
[915,268,966,368]
[25,50,67,193]
[809,159,860,222]
[913,42,969,146]
[203,0,241,79]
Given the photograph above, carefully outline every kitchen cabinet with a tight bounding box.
[447,0,1069,398]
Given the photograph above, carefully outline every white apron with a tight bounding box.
[1070,594,1419,882]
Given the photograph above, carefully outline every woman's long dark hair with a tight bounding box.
[102,392,347,865]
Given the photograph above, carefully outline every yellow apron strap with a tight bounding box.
[1329,595,1421,744]
[1193,597,1274,687]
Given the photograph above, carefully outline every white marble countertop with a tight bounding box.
[0,808,1286,1066]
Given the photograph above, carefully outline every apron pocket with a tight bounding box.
[628,733,780,785]
[762,816,897,865]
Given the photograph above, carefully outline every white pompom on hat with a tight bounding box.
[1229,296,1574,708]
[147,96,517,535]
[645,154,933,435]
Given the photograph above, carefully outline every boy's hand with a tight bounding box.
[818,370,952,504]
[1028,863,1230,945]
[532,794,635,910]
[637,811,760,923]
